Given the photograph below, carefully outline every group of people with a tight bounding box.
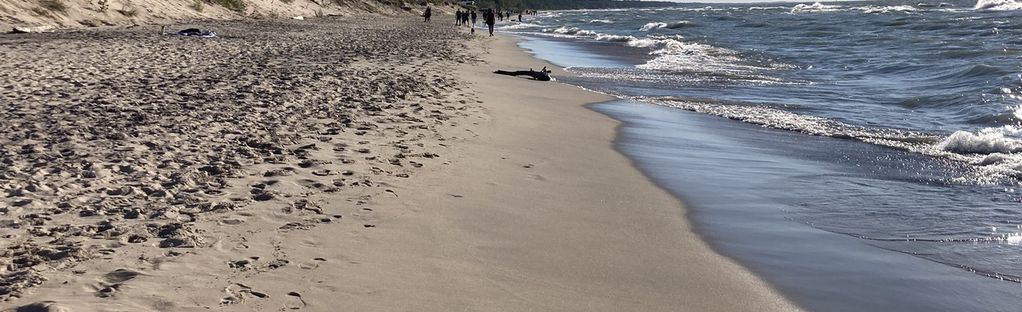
[494,10,537,22]
[454,9,479,33]
[423,6,537,37]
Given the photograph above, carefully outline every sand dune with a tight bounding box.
[0,0,432,31]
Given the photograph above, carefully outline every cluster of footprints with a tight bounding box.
[0,14,482,304]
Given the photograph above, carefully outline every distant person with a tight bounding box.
[497,9,503,21]
[485,8,496,36]
[456,9,462,25]
[462,11,470,26]
[423,6,431,22]
[518,11,522,22]
[470,10,477,33]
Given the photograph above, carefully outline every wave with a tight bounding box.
[855,5,918,14]
[975,0,1022,10]
[789,2,917,14]
[747,6,788,10]
[639,21,696,31]
[947,64,1010,79]
[497,22,543,30]
[637,97,1022,184]
[791,2,844,13]
[594,33,635,43]
[939,125,1022,154]
[542,26,597,36]
[588,19,613,24]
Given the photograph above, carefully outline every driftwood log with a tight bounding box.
[494,66,551,81]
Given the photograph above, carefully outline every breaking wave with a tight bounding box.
[791,2,844,13]
[635,97,1022,184]
[542,26,597,36]
[497,22,544,30]
[639,21,697,31]
[975,0,1022,10]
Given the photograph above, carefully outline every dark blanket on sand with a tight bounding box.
[176,28,217,37]
[494,67,551,81]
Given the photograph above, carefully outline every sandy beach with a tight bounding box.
[1,16,799,311]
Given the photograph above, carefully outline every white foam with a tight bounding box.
[589,19,613,24]
[791,2,844,13]
[1002,232,1022,244]
[938,126,1022,154]
[975,0,1022,10]
[594,34,635,43]
[854,5,917,13]
[640,22,667,31]
[543,26,597,37]
[640,21,694,31]
[497,22,543,30]
[627,96,1022,184]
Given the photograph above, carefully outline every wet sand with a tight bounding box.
[1,16,799,311]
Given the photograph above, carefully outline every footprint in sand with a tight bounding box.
[286,291,307,310]
[9,301,71,312]
[220,283,270,305]
[95,269,142,298]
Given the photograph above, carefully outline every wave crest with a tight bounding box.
[975,0,1022,10]
[791,2,843,13]
[938,126,1022,154]
[543,26,597,36]
[639,21,696,31]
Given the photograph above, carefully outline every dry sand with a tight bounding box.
[1,16,801,311]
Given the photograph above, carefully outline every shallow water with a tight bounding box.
[502,0,1022,309]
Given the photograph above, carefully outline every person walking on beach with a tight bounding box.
[485,8,496,36]
[470,10,477,33]
[518,11,522,22]
[455,9,462,26]
[423,6,432,22]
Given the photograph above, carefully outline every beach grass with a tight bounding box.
[212,0,247,12]
[38,0,68,14]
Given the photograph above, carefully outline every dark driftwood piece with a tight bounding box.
[494,67,552,81]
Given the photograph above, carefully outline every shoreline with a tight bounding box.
[394,33,802,310]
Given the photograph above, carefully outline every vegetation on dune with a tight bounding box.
[117,5,139,17]
[210,0,247,12]
[38,0,68,14]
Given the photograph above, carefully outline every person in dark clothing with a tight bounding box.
[485,8,496,36]
[518,11,522,22]
[455,9,462,25]
[423,6,432,22]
